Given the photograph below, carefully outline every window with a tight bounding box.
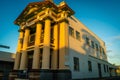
[91,41,94,48]
[102,48,107,59]
[104,64,106,72]
[86,37,90,45]
[88,61,92,72]
[20,38,23,44]
[102,48,105,55]
[99,46,102,53]
[29,34,35,43]
[106,65,109,72]
[40,48,43,68]
[73,57,79,71]
[95,44,98,51]
[50,27,54,43]
[76,31,80,40]
[27,50,34,70]
[69,27,74,37]
[29,27,36,46]
[29,34,35,46]
[20,38,23,48]
[40,27,44,43]
[49,49,54,69]
[100,46,102,53]
[30,27,36,34]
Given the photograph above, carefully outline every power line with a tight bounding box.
[0,45,10,49]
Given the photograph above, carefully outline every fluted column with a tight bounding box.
[20,27,30,70]
[42,18,51,69]
[32,22,42,69]
[52,23,58,69]
[59,20,69,69]
[14,29,24,70]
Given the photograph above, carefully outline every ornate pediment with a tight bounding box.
[14,0,74,26]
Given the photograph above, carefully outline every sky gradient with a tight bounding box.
[0,0,120,65]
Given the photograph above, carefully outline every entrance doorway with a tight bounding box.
[98,63,102,78]
[27,51,34,70]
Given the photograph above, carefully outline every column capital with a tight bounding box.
[43,16,53,21]
[58,18,69,24]
[59,19,69,69]
[36,21,44,24]
[24,26,31,30]
[18,29,24,32]
[42,17,51,69]
[53,22,58,25]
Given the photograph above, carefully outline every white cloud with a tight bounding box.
[106,43,112,47]
[106,50,112,53]
[114,35,120,40]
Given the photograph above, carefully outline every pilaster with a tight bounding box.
[52,23,58,69]
[42,18,51,69]
[20,27,30,70]
[14,52,21,70]
[32,22,42,69]
[59,19,69,69]
[14,29,24,70]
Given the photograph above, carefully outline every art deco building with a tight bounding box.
[9,0,117,80]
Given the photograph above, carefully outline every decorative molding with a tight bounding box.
[26,21,35,27]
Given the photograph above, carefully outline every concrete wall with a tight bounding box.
[67,16,115,79]
[68,16,107,61]
[0,51,15,62]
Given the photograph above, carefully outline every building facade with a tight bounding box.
[10,0,117,80]
[116,66,120,76]
[68,16,116,79]
[0,51,15,80]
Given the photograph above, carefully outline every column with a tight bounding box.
[42,18,51,69]
[59,20,69,69]
[14,29,24,70]
[32,22,42,69]
[52,23,58,69]
[20,27,30,70]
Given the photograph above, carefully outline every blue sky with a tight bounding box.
[0,0,120,65]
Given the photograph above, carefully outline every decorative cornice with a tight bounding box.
[14,0,58,25]
[14,0,74,27]
[58,2,74,16]
[26,21,35,27]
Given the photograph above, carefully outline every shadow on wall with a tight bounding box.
[81,28,103,59]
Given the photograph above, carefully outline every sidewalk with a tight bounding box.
[73,76,120,80]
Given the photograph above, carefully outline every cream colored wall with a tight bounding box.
[67,16,117,79]
[68,44,111,79]
[68,16,107,61]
